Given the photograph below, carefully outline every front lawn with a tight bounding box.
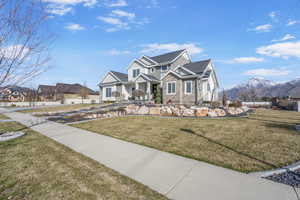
[73,109,300,173]
[0,122,166,200]
[20,104,100,113]
[0,114,8,119]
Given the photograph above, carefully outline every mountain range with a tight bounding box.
[224,77,300,100]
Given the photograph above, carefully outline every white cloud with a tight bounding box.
[97,16,129,32]
[105,0,127,7]
[111,10,135,20]
[97,16,127,27]
[42,0,97,7]
[64,23,85,31]
[43,0,97,16]
[271,34,295,42]
[106,49,131,55]
[226,57,265,64]
[269,11,276,19]
[268,11,279,22]
[140,43,203,55]
[256,41,300,59]
[287,19,298,26]
[46,4,73,16]
[244,68,291,76]
[147,0,159,8]
[249,24,272,32]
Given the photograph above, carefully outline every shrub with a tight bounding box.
[228,100,242,108]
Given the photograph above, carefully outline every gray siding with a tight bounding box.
[170,55,190,70]
[181,79,197,105]
[162,73,197,105]
[162,73,182,104]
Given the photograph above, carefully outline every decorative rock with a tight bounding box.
[149,107,161,115]
[214,108,226,117]
[125,104,139,114]
[195,107,209,117]
[171,106,182,116]
[182,108,195,117]
[137,106,149,115]
[208,111,218,117]
[161,106,173,116]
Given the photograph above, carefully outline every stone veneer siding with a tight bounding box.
[162,73,197,105]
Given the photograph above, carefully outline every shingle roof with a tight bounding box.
[183,59,211,74]
[38,85,56,94]
[110,71,128,82]
[142,73,159,82]
[56,83,96,95]
[149,49,185,64]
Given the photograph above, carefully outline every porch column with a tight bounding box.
[135,82,139,100]
[147,82,151,101]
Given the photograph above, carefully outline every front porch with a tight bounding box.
[126,74,160,102]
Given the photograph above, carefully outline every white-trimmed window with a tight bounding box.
[207,82,211,92]
[161,65,168,72]
[133,69,140,78]
[167,81,176,95]
[184,80,192,94]
[105,87,112,97]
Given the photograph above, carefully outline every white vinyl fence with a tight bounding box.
[0,101,62,107]
[242,102,271,107]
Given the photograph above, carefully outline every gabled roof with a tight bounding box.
[149,49,186,64]
[142,73,160,82]
[183,59,211,74]
[38,85,56,94]
[110,71,128,82]
[56,83,97,95]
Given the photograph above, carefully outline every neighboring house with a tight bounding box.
[38,83,99,104]
[37,85,56,101]
[98,49,219,104]
[0,86,35,102]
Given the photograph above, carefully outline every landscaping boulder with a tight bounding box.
[149,107,161,115]
[195,107,209,117]
[214,108,226,117]
[182,108,195,117]
[171,106,182,116]
[161,106,173,116]
[125,104,139,114]
[137,106,150,115]
[208,110,218,117]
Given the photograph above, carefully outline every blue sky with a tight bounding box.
[33,0,300,90]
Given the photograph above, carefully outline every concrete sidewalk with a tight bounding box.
[1,108,298,200]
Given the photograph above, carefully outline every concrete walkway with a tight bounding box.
[1,108,299,200]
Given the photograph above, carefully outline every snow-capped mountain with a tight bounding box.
[237,77,276,89]
[224,77,300,100]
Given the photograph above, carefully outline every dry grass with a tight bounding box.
[73,109,300,173]
[0,122,167,200]
[20,104,99,113]
[0,114,8,119]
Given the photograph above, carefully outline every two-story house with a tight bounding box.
[98,49,219,105]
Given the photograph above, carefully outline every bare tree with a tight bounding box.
[79,82,89,104]
[0,0,53,86]
[222,89,228,107]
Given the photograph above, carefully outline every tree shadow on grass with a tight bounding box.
[180,128,278,169]
[247,117,297,125]
[264,123,299,132]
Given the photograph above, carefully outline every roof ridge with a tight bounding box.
[149,49,186,59]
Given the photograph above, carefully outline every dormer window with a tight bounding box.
[133,69,140,78]
[161,65,168,72]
